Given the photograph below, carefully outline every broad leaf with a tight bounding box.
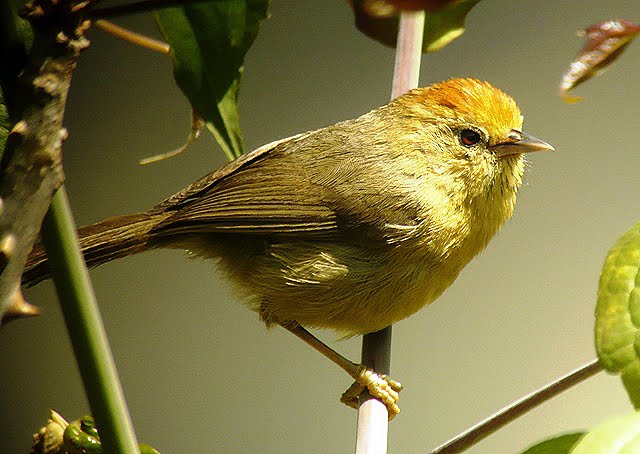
[571,412,640,454]
[520,433,585,454]
[349,0,481,52]
[595,221,640,407]
[154,1,269,160]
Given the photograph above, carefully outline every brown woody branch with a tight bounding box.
[0,0,92,325]
[430,359,603,453]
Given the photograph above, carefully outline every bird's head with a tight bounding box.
[388,78,553,203]
[393,78,553,160]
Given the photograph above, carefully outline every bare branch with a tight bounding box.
[430,359,603,454]
[95,19,170,54]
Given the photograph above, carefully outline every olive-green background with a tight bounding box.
[3,1,640,452]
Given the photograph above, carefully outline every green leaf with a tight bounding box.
[139,444,161,454]
[571,411,640,453]
[422,0,481,51]
[0,0,33,165]
[595,221,640,407]
[154,1,269,160]
[350,0,481,52]
[520,433,585,454]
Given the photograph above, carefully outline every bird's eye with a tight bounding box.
[460,129,482,147]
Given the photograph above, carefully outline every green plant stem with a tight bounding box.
[40,187,140,454]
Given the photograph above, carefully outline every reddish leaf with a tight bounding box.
[352,0,460,12]
[560,19,640,102]
[349,0,481,52]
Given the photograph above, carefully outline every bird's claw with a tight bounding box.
[340,365,403,420]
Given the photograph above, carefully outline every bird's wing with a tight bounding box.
[150,131,341,238]
[151,122,426,244]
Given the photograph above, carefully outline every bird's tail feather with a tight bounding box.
[23,212,164,287]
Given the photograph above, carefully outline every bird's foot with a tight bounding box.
[340,365,403,420]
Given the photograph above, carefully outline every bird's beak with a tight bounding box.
[490,130,555,157]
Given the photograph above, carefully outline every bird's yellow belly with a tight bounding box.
[251,246,464,336]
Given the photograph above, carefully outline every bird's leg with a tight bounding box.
[279,321,403,419]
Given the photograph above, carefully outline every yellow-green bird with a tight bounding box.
[24,78,553,417]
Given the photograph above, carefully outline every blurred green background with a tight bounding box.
[3,0,640,452]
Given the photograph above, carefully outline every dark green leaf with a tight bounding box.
[595,221,640,407]
[520,433,585,454]
[350,0,481,52]
[571,412,640,453]
[0,0,33,114]
[154,1,269,160]
[0,0,32,165]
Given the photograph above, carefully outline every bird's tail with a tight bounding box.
[23,212,165,287]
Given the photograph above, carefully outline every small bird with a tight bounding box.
[24,78,553,417]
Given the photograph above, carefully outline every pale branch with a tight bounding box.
[356,10,426,454]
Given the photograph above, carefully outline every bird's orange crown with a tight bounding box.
[397,78,523,144]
